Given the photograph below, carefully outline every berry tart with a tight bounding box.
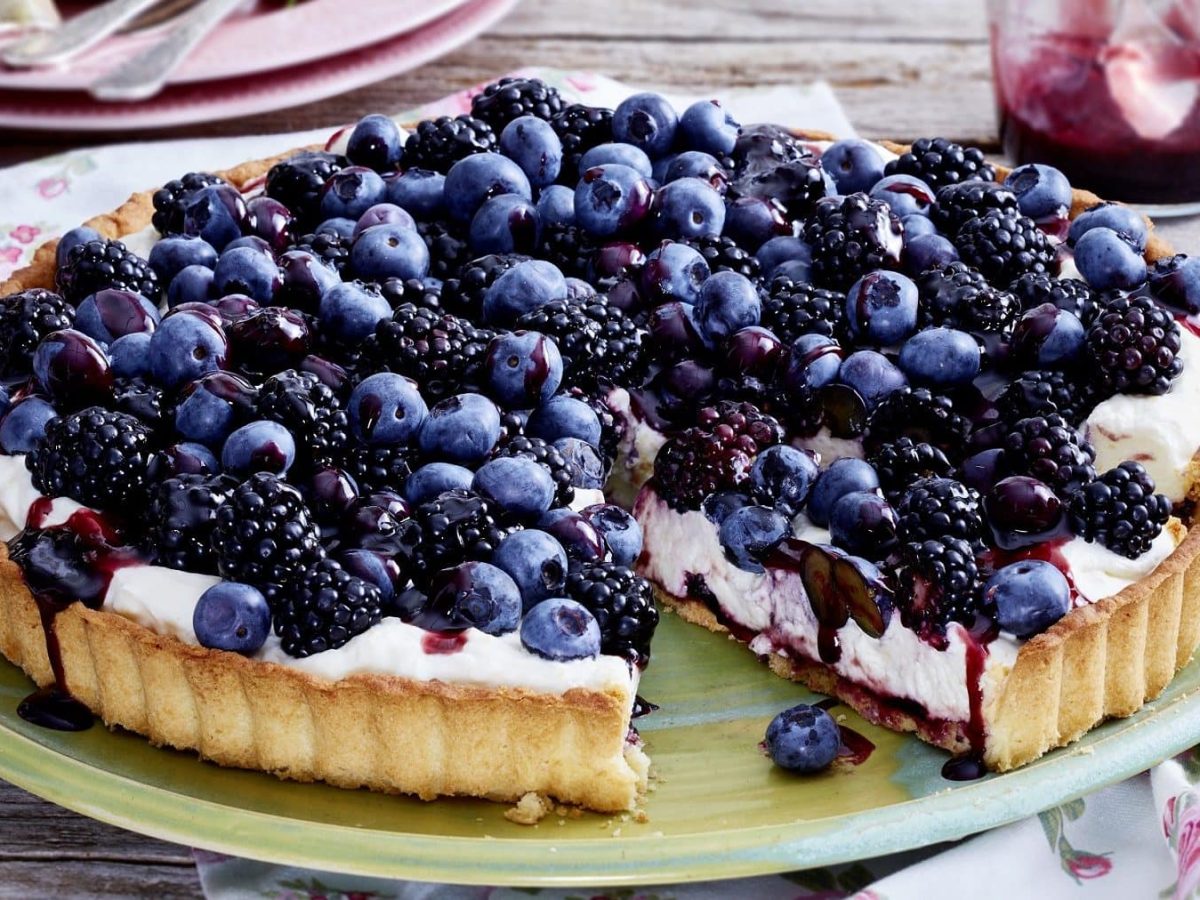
[0,80,1197,815]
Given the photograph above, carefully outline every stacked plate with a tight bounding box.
[0,0,517,130]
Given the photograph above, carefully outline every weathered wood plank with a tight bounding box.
[0,861,200,899]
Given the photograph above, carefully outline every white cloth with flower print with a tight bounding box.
[1,70,1198,900]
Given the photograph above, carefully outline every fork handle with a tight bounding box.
[3,0,163,67]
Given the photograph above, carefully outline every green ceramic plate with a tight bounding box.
[1,609,1199,887]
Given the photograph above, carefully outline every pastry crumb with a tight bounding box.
[504,791,553,825]
[633,809,649,824]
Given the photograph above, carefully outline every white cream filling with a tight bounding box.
[605,387,668,509]
[1060,522,1182,603]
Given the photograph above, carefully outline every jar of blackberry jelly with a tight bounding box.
[988,0,1200,212]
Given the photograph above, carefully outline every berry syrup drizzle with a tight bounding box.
[814,697,876,768]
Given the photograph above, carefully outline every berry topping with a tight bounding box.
[255,369,350,471]
[359,304,490,402]
[492,435,577,508]
[893,537,984,640]
[193,582,271,654]
[265,151,348,226]
[152,172,227,235]
[931,180,1019,236]
[870,437,955,502]
[398,489,510,584]
[564,561,659,665]
[550,104,614,182]
[995,369,1097,428]
[1009,272,1100,327]
[897,477,984,545]
[0,288,75,381]
[403,114,497,173]
[471,76,564,133]
[760,278,847,343]
[803,192,903,290]
[56,238,160,304]
[520,597,601,661]
[885,137,995,190]
[1085,294,1184,396]
[414,561,521,636]
[146,474,236,573]
[682,233,762,280]
[719,504,790,572]
[863,387,971,458]
[954,209,1057,284]
[983,560,1071,638]
[1068,461,1172,559]
[1002,414,1096,493]
[274,558,383,658]
[28,406,155,510]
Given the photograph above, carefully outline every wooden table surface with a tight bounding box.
[2,0,1199,896]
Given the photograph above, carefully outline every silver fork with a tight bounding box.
[3,0,164,67]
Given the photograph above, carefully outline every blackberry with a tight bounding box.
[897,477,983,545]
[803,193,903,290]
[256,369,351,469]
[145,474,236,573]
[565,562,659,666]
[498,408,527,444]
[996,369,1097,428]
[584,296,648,388]
[870,437,955,502]
[27,407,154,510]
[293,230,351,275]
[416,219,471,281]
[441,253,528,320]
[211,473,325,599]
[358,304,486,400]
[110,376,166,431]
[550,104,614,183]
[568,385,624,467]
[399,489,510,584]
[651,401,784,511]
[151,172,226,235]
[863,387,971,458]
[930,180,1019,237]
[403,114,496,173]
[884,137,995,190]
[514,297,605,388]
[1068,461,1172,559]
[1003,414,1097,492]
[760,278,848,343]
[274,558,383,658]
[915,261,1020,350]
[954,209,1056,284]
[0,288,74,380]
[731,124,811,176]
[894,537,984,641]
[1086,294,1183,396]
[470,76,564,132]
[56,238,160,304]
[265,151,348,226]
[1009,272,1100,327]
[538,222,597,279]
[729,156,829,219]
[682,234,762,280]
[338,443,415,495]
[493,435,577,507]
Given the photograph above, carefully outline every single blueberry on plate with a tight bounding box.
[764,703,841,773]
[346,113,404,172]
[845,270,919,345]
[499,115,563,189]
[276,249,341,314]
[469,193,541,255]
[526,394,602,446]
[984,559,1071,638]
[493,528,569,610]
[821,139,885,194]
[351,223,430,282]
[750,444,820,518]
[220,420,296,477]
[473,456,556,520]
[520,597,602,660]
[417,392,502,464]
[419,561,522,636]
[898,327,981,387]
[404,462,476,505]
[444,152,532,224]
[484,330,563,407]
[1073,227,1148,292]
[338,548,401,605]
[348,372,429,445]
[613,92,679,159]
[719,504,790,573]
[193,582,271,654]
[581,504,643,567]
[315,217,357,240]
[694,269,761,342]
[320,166,387,221]
[808,458,881,527]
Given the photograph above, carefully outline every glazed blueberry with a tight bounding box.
[613,92,679,158]
[764,703,841,773]
[221,420,296,476]
[846,271,919,344]
[829,490,899,559]
[1068,202,1147,251]
[702,490,752,526]
[695,270,761,342]
[535,184,575,228]
[784,333,843,393]
[750,445,820,518]
[726,326,785,380]
[174,371,256,448]
[167,264,215,307]
[148,235,218,282]
[481,258,567,325]
[338,548,401,604]
[212,246,282,304]
[351,223,430,281]
[499,115,563,188]
[574,163,654,238]
[653,177,725,240]
[493,529,569,610]
[315,217,357,240]
[0,397,57,453]
[1150,255,1200,314]
[540,509,610,565]
[75,289,160,345]
[984,559,1071,638]
[352,203,416,238]
[578,142,654,179]
[553,436,606,489]
[183,184,247,251]
[276,249,341,314]
[755,235,812,281]
[1073,227,1148,292]
[903,233,958,275]
[641,241,710,305]
[646,301,706,360]
[418,392,502,464]
[147,312,227,389]
[679,99,740,156]
[225,235,275,259]
[224,305,311,375]
[32,329,112,406]
[526,395,602,446]
[808,458,881,527]
[404,462,475,505]
[150,442,220,478]
[419,561,522,636]
[821,139,886,194]
[719,504,789,573]
[55,226,101,269]
[108,332,152,378]
[444,152,532,224]
[473,456,556,520]
[211,295,260,322]
[320,166,387,221]
[520,597,602,661]
[582,504,643,567]
[385,168,446,219]
[469,193,541,255]
[348,372,429,445]
[485,330,563,406]
[1011,303,1086,368]
[869,173,936,219]
[342,491,410,552]
[664,152,728,192]
[726,197,790,253]
[244,196,296,253]
[347,114,404,172]
[961,448,1007,494]
[306,466,359,524]
[984,475,1064,549]
[319,281,391,344]
[193,582,271,654]
[898,327,981,387]
[164,302,223,330]
[1006,164,1072,222]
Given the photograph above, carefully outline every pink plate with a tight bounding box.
[0,0,516,131]
[0,0,473,91]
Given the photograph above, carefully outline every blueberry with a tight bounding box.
[702,490,752,526]
[678,99,740,156]
[315,217,357,240]
[903,233,958,275]
[808,458,881,527]
[581,504,643,567]
[221,420,296,477]
[719,504,789,573]
[0,385,9,420]
[770,258,814,284]
[174,371,256,447]
[183,184,247,251]
[148,312,228,389]
[756,235,812,282]
[564,277,595,300]
[444,152,532,224]
[1073,227,1148,292]
[108,332,151,379]
[223,235,274,261]
[653,177,725,240]
[898,327,981,387]
[319,280,391,344]
[320,166,387,221]
[785,333,844,393]
[167,264,215,307]
[212,245,282,304]
[578,142,654,179]
[641,241,710,305]
[473,456,556,520]
[150,442,219,478]
[419,561,522,636]
[845,271,919,345]
[485,330,563,406]
[984,476,1064,550]
[829,490,899,559]
[276,249,341,314]
[520,597,601,660]
[1150,255,1200,314]
[1006,164,1072,222]
[56,226,101,269]
[535,184,575,228]
[75,288,160,345]
[526,395,601,446]
[337,548,401,605]
[984,559,1071,638]
[385,168,446,219]
[726,197,789,253]
[481,258,567,326]
[613,92,679,159]
[347,114,404,172]
[348,372,429,445]
[164,302,223,330]
[244,196,296,253]
[350,223,430,282]
[404,462,475,505]
[695,270,761,342]
[1011,303,1085,368]
[469,193,541,255]
[0,397,56,453]
[352,203,416,238]
[821,139,886,194]
[493,529,569,610]
[211,295,259,322]
[553,436,606,489]
[418,392,501,464]
[499,115,562,189]
[1068,202,1147,251]
[764,703,841,773]
[574,163,653,238]
[32,329,112,406]
[961,447,1007,495]
[750,445,820,518]
[663,152,728,191]
[193,582,271,654]
[902,214,938,240]
[149,235,218,282]
[870,174,936,219]
[538,509,610,565]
